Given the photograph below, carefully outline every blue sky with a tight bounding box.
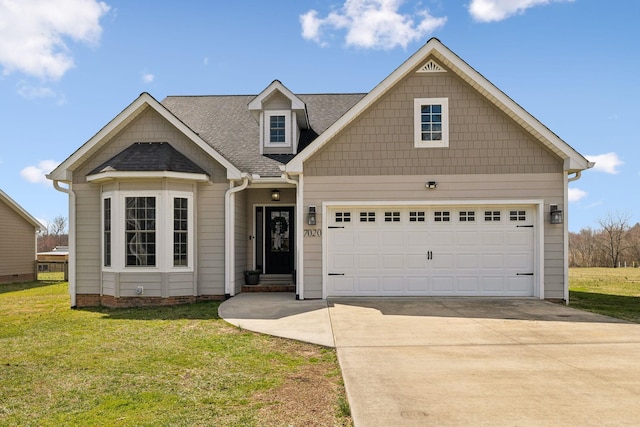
[0,0,637,232]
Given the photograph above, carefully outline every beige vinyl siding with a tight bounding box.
[234,191,248,294]
[303,173,564,299]
[168,272,195,297]
[0,199,37,280]
[74,183,101,295]
[197,182,226,295]
[305,63,562,177]
[118,273,163,297]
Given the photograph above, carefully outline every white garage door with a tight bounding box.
[326,205,535,297]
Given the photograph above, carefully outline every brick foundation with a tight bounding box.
[75,294,225,308]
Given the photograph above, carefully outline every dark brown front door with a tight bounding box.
[264,207,294,274]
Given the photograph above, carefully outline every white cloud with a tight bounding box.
[17,81,56,99]
[587,152,623,174]
[568,188,587,202]
[0,0,110,80]
[20,160,60,184]
[141,72,154,83]
[300,0,447,50]
[468,0,574,23]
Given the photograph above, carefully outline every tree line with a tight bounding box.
[38,215,69,252]
[569,211,640,268]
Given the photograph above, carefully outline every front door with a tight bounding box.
[264,207,295,274]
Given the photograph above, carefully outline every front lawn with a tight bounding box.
[0,282,351,426]
[569,267,640,323]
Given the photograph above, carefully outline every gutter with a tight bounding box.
[224,175,250,298]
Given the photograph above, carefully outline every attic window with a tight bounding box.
[265,111,291,146]
[414,98,449,148]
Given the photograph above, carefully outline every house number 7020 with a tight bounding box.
[304,229,322,237]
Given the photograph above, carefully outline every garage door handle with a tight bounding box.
[329,273,345,276]
[328,226,345,229]
[517,225,534,228]
[517,273,534,276]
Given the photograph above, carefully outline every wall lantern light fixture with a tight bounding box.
[550,204,563,224]
[307,205,317,225]
[271,189,280,202]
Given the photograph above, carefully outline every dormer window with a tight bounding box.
[265,110,291,147]
[269,113,287,143]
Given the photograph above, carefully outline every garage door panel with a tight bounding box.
[326,205,535,297]
[357,254,379,269]
[481,277,505,292]
[482,254,505,269]
[356,231,378,248]
[506,276,534,295]
[382,277,404,292]
[507,252,533,270]
[332,276,355,293]
[406,277,429,292]
[457,253,479,269]
[331,230,355,248]
[456,230,480,246]
[406,254,428,269]
[407,231,430,247]
[481,231,505,246]
[333,254,355,270]
[357,277,379,292]
[383,255,404,269]
[456,277,480,292]
[380,231,403,247]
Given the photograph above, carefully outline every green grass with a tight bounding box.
[569,267,640,323]
[37,271,65,281]
[0,281,351,426]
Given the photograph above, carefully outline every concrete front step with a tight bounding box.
[241,284,295,293]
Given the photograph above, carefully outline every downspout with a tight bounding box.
[224,176,250,298]
[282,172,302,300]
[564,167,590,304]
[51,180,76,308]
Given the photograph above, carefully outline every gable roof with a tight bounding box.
[286,38,592,174]
[47,93,243,182]
[0,189,45,231]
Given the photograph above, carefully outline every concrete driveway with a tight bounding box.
[220,295,640,426]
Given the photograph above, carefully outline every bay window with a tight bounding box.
[102,191,193,272]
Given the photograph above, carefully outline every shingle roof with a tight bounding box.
[161,93,365,177]
[89,142,208,175]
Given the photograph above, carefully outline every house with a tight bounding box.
[0,189,45,284]
[48,38,592,308]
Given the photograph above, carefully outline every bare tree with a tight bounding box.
[37,215,68,252]
[597,211,631,268]
[569,227,599,267]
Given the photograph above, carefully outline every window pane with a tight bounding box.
[125,197,156,266]
[421,105,431,113]
[432,105,442,113]
[103,198,111,267]
[173,197,188,267]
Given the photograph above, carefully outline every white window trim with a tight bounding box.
[265,110,292,147]
[414,97,449,148]
[101,190,194,273]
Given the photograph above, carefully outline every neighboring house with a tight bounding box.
[48,38,592,308]
[0,189,45,284]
